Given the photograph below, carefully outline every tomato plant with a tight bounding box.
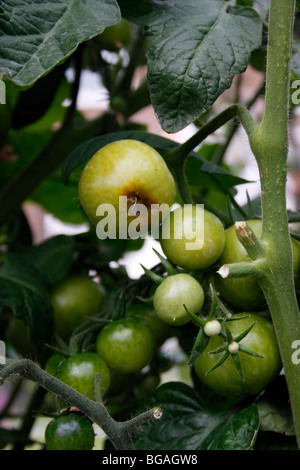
[45,412,95,450]
[193,313,282,398]
[0,0,300,453]
[215,220,300,310]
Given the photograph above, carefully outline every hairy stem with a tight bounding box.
[0,359,159,450]
[241,0,300,446]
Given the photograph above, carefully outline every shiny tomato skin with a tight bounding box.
[153,273,205,326]
[96,317,156,373]
[194,313,282,398]
[160,205,225,270]
[45,353,65,376]
[45,413,95,450]
[56,352,110,399]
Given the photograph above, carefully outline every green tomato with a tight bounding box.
[50,274,106,340]
[153,273,205,326]
[194,313,282,398]
[96,317,156,373]
[45,353,65,376]
[78,140,176,237]
[45,413,95,450]
[160,205,225,270]
[126,301,170,345]
[215,220,300,310]
[95,18,131,52]
[56,352,110,399]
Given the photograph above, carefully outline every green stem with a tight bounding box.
[244,0,300,446]
[166,104,257,205]
[167,104,257,167]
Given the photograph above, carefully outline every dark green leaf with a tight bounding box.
[257,401,295,436]
[134,382,259,450]
[31,172,89,225]
[144,0,262,132]
[24,235,75,285]
[0,0,121,87]
[186,154,250,195]
[0,254,53,363]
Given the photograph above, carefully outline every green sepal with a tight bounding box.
[187,329,210,366]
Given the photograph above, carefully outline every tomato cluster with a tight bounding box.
[43,140,295,449]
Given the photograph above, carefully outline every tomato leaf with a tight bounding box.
[257,401,295,436]
[24,235,75,286]
[0,254,53,363]
[185,154,249,195]
[0,0,121,87]
[140,0,263,132]
[133,382,259,450]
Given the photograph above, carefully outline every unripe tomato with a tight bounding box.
[78,140,176,237]
[50,275,106,340]
[160,205,225,270]
[194,313,282,398]
[56,352,110,399]
[215,220,300,310]
[96,317,156,373]
[45,412,95,450]
[153,273,205,326]
[45,353,65,376]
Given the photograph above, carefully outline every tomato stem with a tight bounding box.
[236,0,300,447]
[0,359,160,450]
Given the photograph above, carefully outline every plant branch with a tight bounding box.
[166,104,257,168]
[217,260,263,280]
[0,359,161,450]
